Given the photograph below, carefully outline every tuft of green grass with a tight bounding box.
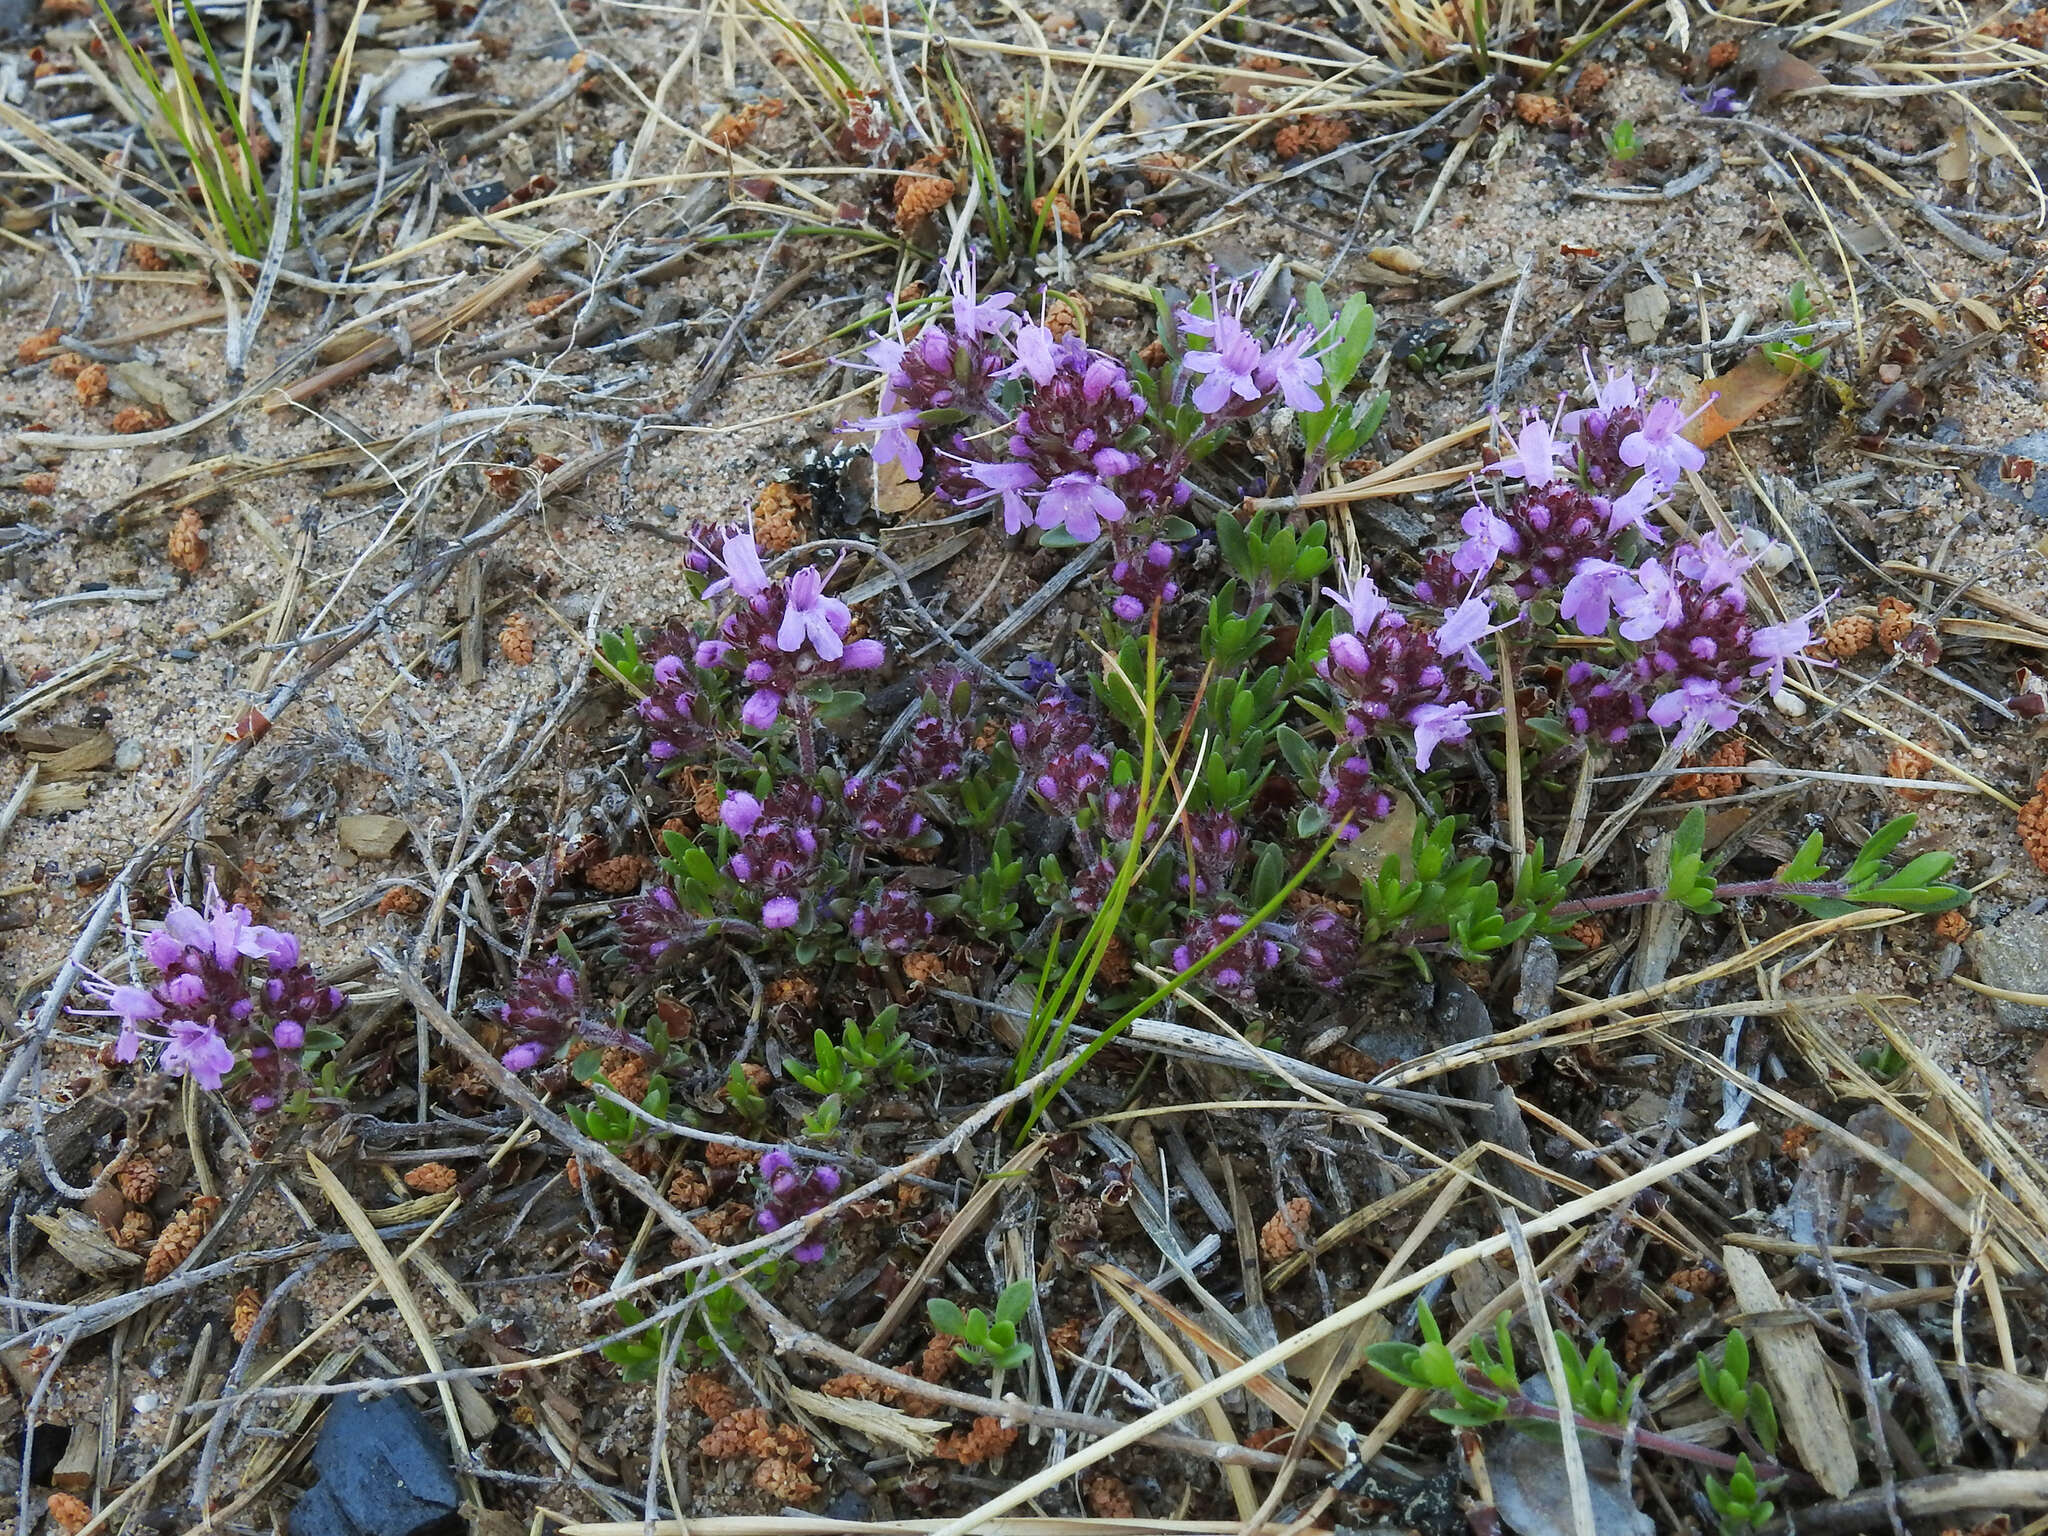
[94,0,345,260]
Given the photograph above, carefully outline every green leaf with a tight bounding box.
[1362,1341,1430,1389]
[571,1050,603,1083]
[1748,1380,1780,1455]
[927,1299,969,1336]
[995,1278,1033,1327]
[1846,814,1916,880]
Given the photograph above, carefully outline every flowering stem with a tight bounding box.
[1481,1380,1804,1487]
[1546,877,1850,920]
[791,701,819,777]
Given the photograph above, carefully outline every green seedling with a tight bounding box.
[927,1278,1035,1372]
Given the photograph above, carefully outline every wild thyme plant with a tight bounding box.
[1370,1302,1790,1530]
[70,877,347,1113]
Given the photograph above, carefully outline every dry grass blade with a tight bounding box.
[303,1153,477,1499]
[1093,1271,1260,1520]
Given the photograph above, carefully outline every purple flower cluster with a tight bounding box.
[72,879,344,1110]
[847,264,1331,622]
[755,1147,841,1262]
[1170,907,1281,1003]
[644,530,884,748]
[498,957,590,1072]
[722,783,829,930]
[1295,364,1814,837]
[1317,564,1492,773]
[849,882,935,956]
[1443,364,1813,740]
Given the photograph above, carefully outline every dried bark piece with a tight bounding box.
[111,406,169,434]
[378,887,425,917]
[892,159,954,232]
[751,1457,818,1502]
[687,1374,738,1423]
[704,1137,760,1169]
[1890,742,1935,804]
[73,362,109,407]
[764,973,818,1010]
[596,1046,651,1103]
[1273,115,1351,157]
[667,1167,710,1209]
[1876,595,1917,653]
[144,1194,221,1283]
[920,1332,958,1383]
[1668,738,1748,800]
[404,1163,459,1194]
[1085,1477,1135,1518]
[1034,190,1081,238]
[752,481,810,554]
[231,1285,266,1343]
[691,1201,753,1243]
[1720,1245,1859,1496]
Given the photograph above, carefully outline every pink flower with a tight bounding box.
[1649,676,1740,734]
[502,1040,548,1072]
[1603,478,1664,543]
[1489,411,1563,486]
[160,1020,234,1091]
[1560,358,1642,434]
[741,689,783,730]
[721,792,764,838]
[1323,564,1388,634]
[1179,310,1267,414]
[776,567,851,659]
[1409,700,1478,771]
[947,259,1016,340]
[840,638,885,670]
[1674,531,1750,594]
[1255,324,1326,412]
[705,532,772,600]
[1009,322,1062,386]
[962,458,1041,535]
[1748,612,1815,695]
[1433,591,1503,679]
[1616,559,1683,642]
[72,976,161,1063]
[848,409,924,479]
[762,895,801,929]
[1037,473,1125,542]
[1453,502,1517,580]
[1560,559,1639,635]
[1618,397,1710,488]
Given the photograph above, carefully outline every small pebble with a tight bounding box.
[114,739,143,771]
[168,647,198,661]
[1770,688,1806,717]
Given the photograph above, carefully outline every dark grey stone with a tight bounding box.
[289,1394,460,1536]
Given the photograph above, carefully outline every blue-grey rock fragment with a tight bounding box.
[289,1393,460,1536]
